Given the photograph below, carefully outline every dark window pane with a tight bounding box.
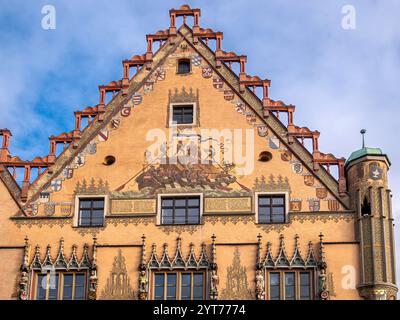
[188,198,199,206]
[181,286,191,300]
[79,201,92,209]
[272,197,284,205]
[188,208,199,217]
[93,200,104,208]
[181,273,191,300]
[154,274,164,300]
[259,197,270,206]
[178,60,191,74]
[181,274,191,286]
[161,196,200,225]
[271,214,285,223]
[79,210,91,218]
[301,273,309,284]
[259,207,271,216]
[183,114,193,123]
[155,274,164,287]
[175,199,186,207]
[285,272,295,300]
[162,208,173,217]
[37,274,47,300]
[193,286,204,300]
[92,210,104,217]
[187,216,199,224]
[155,287,164,300]
[47,274,59,300]
[162,199,173,207]
[175,208,186,216]
[172,106,193,124]
[194,273,203,286]
[162,216,173,224]
[174,217,186,224]
[167,274,177,300]
[62,274,73,300]
[300,273,311,300]
[79,198,104,227]
[272,207,284,215]
[270,273,280,300]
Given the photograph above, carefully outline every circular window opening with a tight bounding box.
[103,155,116,166]
[258,151,272,162]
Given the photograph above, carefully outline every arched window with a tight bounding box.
[361,197,371,216]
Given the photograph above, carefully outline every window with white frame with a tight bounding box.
[77,197,105,227]
[256,193,287,224]
[159,195,201,225]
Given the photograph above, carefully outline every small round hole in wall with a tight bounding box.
[103,155,116,166]
[258,151,272,162]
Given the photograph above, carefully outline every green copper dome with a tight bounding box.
[346,147,389,167]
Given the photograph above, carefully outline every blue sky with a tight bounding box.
[1,0,400,291]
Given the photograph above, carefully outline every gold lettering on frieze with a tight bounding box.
[111,199,156,214]
[204,197,251,213]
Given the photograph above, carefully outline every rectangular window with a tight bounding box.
[161,196,200,225]
[35,272,86,300]
[177,59,191,74]
[267,271,313,300]
[172,105,194,125]
[269,272,281,300]
[284,272,296,300]
[300,272,311,300]
[153,272,204,300]
[258,195,286,224]
[78,198,105,227]
[154,274,165,300]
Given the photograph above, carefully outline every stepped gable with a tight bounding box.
[0,4,350,215]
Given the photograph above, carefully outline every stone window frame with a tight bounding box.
[254,191,289,224]
[156,193,203,226]
[176,58,192,75]
[73,194,109,227]
[151,270,206,300]
[265,269,315,301]
[168,102,198,127]
[33,271,88,300]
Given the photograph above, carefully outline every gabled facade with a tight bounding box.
[0,5,397,300]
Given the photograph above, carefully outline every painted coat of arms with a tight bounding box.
[154,67,166,81]
[290,200,302,211]
[202,66,213,78]
[369,162,383,180]
[316,187,328,199]
[269,136,280,149]
[213,77,224,89]
[328,200,340,212]
[98,129,109,142]
[191,55,201,66]
[281,150,292,162]
[51,179,62,192]
[63,167,73,180]
[111,118,121,129]
[308,199,320,212]
[257,125,268,137]
[235,102,246,114]
[121,107,131,117]
[131,92,143,105]
[86,142,97,155]
[143,80,154,93]
[292,162,303,174]
[75,155,85,167]
[304,175,315,187]
[224,90,234,101]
